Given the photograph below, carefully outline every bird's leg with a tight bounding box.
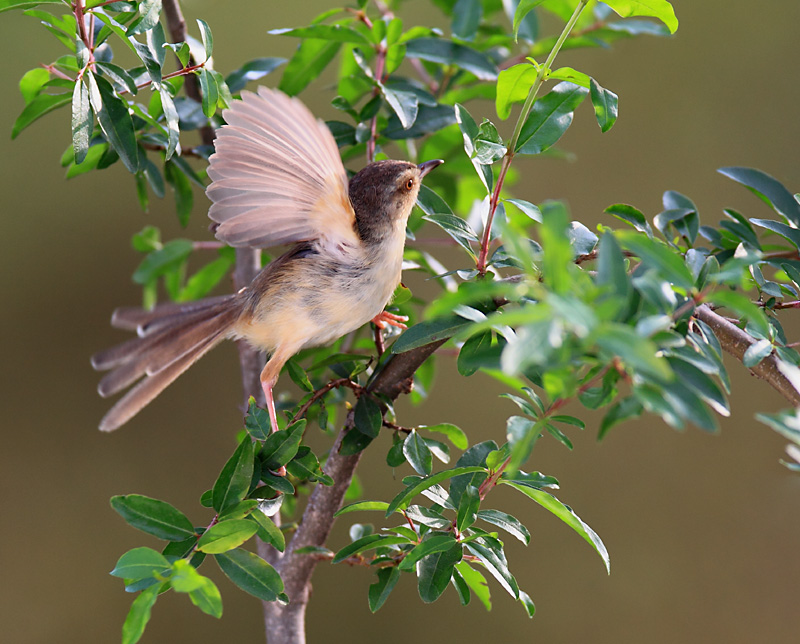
[260,356,287,476]
[372,310,409,330]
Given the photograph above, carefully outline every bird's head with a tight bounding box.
[349,159,443,244]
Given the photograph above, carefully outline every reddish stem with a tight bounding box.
[476,154,513,274]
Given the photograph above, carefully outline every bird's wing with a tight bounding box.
[206,87,358,252]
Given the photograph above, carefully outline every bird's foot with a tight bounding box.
[372,310,409,330]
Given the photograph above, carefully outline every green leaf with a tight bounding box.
[452,0,482,40]
[132,239,192,284]
[197,18,213,60]
[0,0,63,13]
[516,82,589,155]
[187,576,223,618]
[743,339,773,368]
[519,590,536,617]
[458,330,493,376]
[418,542,463,603]
[18,67,49,103]
[399,533,459,571]
[226,57,286,94]
[354,395,383,438]
[248,509,285,552]
[333,534,412,564]
[589,78,618,133]
[198,67,219,118]
[335,500,391,517]
[385,466,487,515]
[405,37,498,81]
[466,537,518,598]
[180,255,234,302]
[86,72,139,172]
[504,198,542,222]
[392,317,472,353]
[382,85,419,129]
[593,323,673,381]
[513,0,548,40]
[455,562,491,610]
[164,160,194,226]
[110,546,170,580]
[505,483,610,573]
[110,495,195,541]
[478,509,530,544]
[597,232,632,301]
[197,520,258,554]
[215,548,284,602]
[260,420,306,470]
[159,87,180,161]
[616,231,695,291]
[422,212,479,256]
[719,166,800,227]
[212,437,255,513]
[71,79,91,165]
[279,38,341,96]
[605,203,653,237]
[750,218,800,249]
[270,24,371,45]
[602,0,678,33]
[127,0,162,35]
[122,586,158,644]
[420,423,468,450]
[456,484,480,531]
[11,91,71,139]
[369,566,401,612]
[598,396,644,439]
[404,430,434,475]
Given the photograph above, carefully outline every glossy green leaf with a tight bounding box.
[743,339,773,368]
[478,509,530,544]
[187,575,223,618]
[197,18,213,60]
[270,24,370,45]
[212,437,255,512]
[516,82,588,155]
[466,537,518,598]
[354,394,382,438]
[279,38,341,96]
[127,0,162,35]
[420,423,468,450]
[404,430,434,475]
[369,566,401,612]
[71,79,91,164]
[495,63,537,120]
[405,37,498,81]
[335,500,391,516]
[605,203,653,237]
[457,330,493,376]
[456,484,480,531]
[382,85,419,129]
[386,466,486,515]
[589,78,618,132]
[392,316,472,353]
[333,534,411,564]
[383,103,456,139]
[750,219,800,249]
[215,548,284,602]
[110,546,170,580]
[122,586,158,644]
[110,494,195,541]
[86,73,139,172]
[719,167,800,227]
[617,231,694,291]
[593,323,672,381]
[0,0,63,12]
[418,542,463,603]
[455,562,491,610]
[399,533,459,571]
[602,0,678,33]
[248,509,285,552]
[506,483,610,572]
[197,520,258,554]
[512,0,548,40]
[422,212,479,256]
[452,0,482,40]
[11,91,71,139]
[260,420,306,470]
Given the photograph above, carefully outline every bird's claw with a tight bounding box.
[372,310,409,330]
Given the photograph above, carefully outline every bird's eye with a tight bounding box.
[405,178,414,190]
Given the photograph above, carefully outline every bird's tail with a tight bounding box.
[92,295,242,432]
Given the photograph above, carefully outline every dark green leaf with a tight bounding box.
[516,82,588,155]
[212,437,255,513]
[513,0,548,40]
[197,18,213,60]
[369,566,401,612]
[164,160,194,226]
[270,24,370,45]
[332,534,412,564]
[127,0,161,35]
[617,231,695,291]
[86,72,139,172]
[589,78,618,132]
[399,533,459,571]
[110,494,195,541]
[226,57,286,94]
[248,509,285,552]
[215,548,284,602]
[11,91,70,139]
[261,420,306,470]
[417,542,462,603]
[404,430,433,475]
[598,396,643,439]
[132,239,192,284]
[477,509,530,544]
[279,38,341,96]
[0,0,63,13]
[604,203,653,237]
[452,0,482,40]
[750,218,800,249]
[159,87,180,161]
[198,67,219,118]
[383,103,456,139]
[392,316,472,353]
[110,546,170,580]
[719,167,800,227]
[405,37,497,81]
[382,85,419,129]
[456,484,480,531]
[466,537,518,598]
[457,331,493,376]
[354,395,383,438]
[505,483,610,572]
[385,466,487,515]
[593,323,672,381]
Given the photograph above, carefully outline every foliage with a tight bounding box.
[5,0,800,642]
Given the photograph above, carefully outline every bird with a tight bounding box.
[92,86,443,434]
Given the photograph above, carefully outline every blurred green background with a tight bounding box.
[1,1,799,642]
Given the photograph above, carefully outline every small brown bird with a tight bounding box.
[92,87,442,433]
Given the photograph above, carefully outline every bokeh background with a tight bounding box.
[2,1,799,642]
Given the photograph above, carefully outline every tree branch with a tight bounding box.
[694,304,800,406]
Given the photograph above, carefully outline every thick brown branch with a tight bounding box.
[694,304,800,406]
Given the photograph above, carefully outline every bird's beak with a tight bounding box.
[418,159,444,178]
